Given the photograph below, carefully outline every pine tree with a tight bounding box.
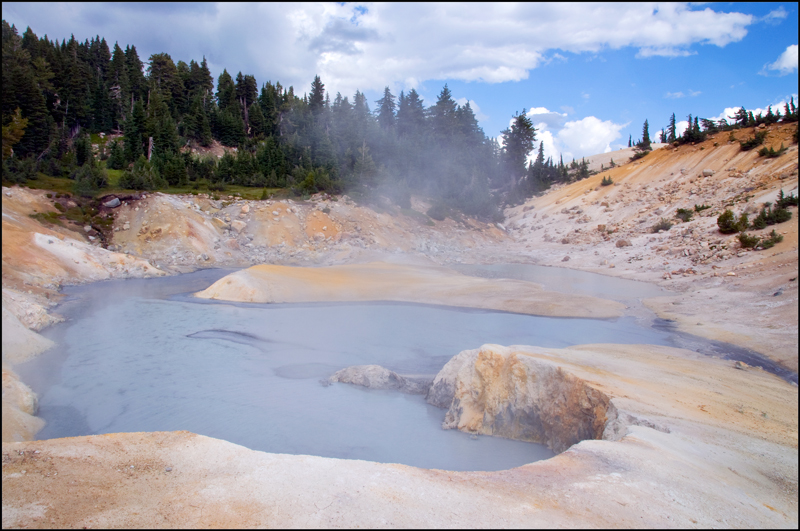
[375,86,396,131]
[501,110,536,188]
[123,98,146,162]
[216,69,236,112]
[308,75,325,116]
[668,113,677,142]
[639,119,651,150]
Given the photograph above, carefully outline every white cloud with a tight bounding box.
[763,44,799,76]
[557,117,627,160]
[711,95,799,124]
[526,107,568,130]
[524,113,627,162]
[760,6,788,24]
[666,89,701,98]
[0,2,757,97]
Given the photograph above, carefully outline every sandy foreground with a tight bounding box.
[2,123,798,527]
[2,342,797,528]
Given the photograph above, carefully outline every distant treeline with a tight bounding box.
[7,21,793,217]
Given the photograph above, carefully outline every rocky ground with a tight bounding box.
[2,122,798,527]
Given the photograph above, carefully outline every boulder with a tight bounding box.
[702,169,715,177]
[440,345,612,453]
[328,365,432,395]
[231,220,247,233]
[102,197,121,208]
[616,239,632,247]
[426,351,477,408]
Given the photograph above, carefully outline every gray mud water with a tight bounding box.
[455,263,798,384]
[15,265,778,472]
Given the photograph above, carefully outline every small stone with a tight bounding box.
[727,271,736,276]
[84,225,92,233]
[562,256,570,262]
[165,467,172,472]
[734,360,749,370]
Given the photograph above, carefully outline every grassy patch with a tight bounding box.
[29,211,63,226]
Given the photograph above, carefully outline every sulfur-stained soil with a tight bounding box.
[2,122,798,528]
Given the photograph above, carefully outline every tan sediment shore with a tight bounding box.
[3,342,797,528]
[193,262,626,319]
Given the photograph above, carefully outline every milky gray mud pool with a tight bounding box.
[17,267,712,471]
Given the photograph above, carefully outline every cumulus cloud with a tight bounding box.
[763,44,799,76]
[557,116,627,160]
[518,110,627,162]
[1,2,757,97]
[711,94,799,124]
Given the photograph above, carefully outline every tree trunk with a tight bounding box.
[147,137,153,161]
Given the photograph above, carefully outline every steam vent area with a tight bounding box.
[3,127,799,528]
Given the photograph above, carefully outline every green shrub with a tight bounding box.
[676,208,693,222]
[752,197,793,229]
[119,156,167,191]
[601,176,613,186]
[717,209,749,233]
[29,212,63,226]
[322,207,331,214]
[757,143,787,158]
[737,232,760,248]
[651,218,673,233]
[776,189,798,209]
[761,230,783,249]
[740,130,767,151]
[629,150,649,162]
[694,203,711,212]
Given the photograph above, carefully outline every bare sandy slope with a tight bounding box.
[501,123,799,371]
[3,341,796,528]
[195,262,625,319]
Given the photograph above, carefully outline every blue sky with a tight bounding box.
[2,2,797,162]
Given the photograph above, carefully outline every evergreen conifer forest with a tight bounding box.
[2,20,797,217]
